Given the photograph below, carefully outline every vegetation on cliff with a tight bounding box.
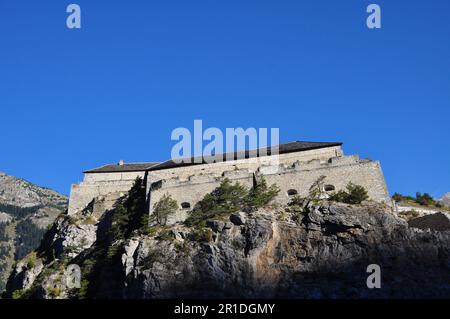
[152,194,178,227]
[185,177,280,227]
[393,192,448,210]
[329,182,369,205]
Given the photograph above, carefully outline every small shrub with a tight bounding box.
[392,192,414,202]
[393,192,443,209]
[185,178,282,227]
[158,229,175,241]
[152,194,178,226]
[185,179,248,227]
[174,241,190,254]
[288,195,306,207]
[415,192,435,206]
[48,286,62,298]
[191,228,213,243]
[329,190,349,203]
[106,243,123,260]
[329,183,369,204]
[399,210,420,221]
[77,279,90,299]
[83,216,97,225]
[246,177,280,209]
[144,226,160,237]
[108,177,148,241]
[26,253,37,269]
[277,211,288,222]
[12,289,24,299]
[108,203,129,240]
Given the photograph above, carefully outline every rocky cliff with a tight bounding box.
[4,182,450,299]
[0,171,67,292]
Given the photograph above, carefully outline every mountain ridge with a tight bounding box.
[0,171,68,293]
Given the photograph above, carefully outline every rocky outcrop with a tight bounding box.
[7,255,44,292]
[43,216,97,259]
[0,212,12,224]
[122,204,450,299]
[408,212,450,231]
[5,196,450,299]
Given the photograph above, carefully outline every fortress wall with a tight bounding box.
[83,171,144,183]
[145,146,343,194]
[149,175,255,225]
[68,145,389,221]
[148,154,391,225]
[264,159,390,206]
[68,171,145,215]
[145,147,343,220]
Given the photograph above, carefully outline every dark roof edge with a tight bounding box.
[83,141,343,174]
[147,141,343,172]
[83,168,150,174]
[265,141,342,156]
[83,162,160,174]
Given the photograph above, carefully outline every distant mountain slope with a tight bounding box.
[0,172,66,208]
[0,171,67,293]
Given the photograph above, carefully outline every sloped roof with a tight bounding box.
[83,141,342,174]
[147,141,342,172]
[84,162,160,174]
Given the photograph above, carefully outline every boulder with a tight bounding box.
[206,220,225,232]
[230,212,246,225]
[408,212,450,231]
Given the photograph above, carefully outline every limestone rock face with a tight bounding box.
[47,218,97,258]
[3,205,100,298]
[7,256,44,292]
[120,203,450,299]
[0,212,12,224]
[5,200,450,299]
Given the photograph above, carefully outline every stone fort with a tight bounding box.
[68,141,391,224]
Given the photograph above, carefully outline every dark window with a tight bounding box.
[287,189,298,196]
[324,185,335,192]
[181,202,191,209]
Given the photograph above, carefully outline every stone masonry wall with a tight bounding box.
[68,171,144,215]
[147,151,391,225]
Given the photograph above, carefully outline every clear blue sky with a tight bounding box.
[0,0,449,197]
